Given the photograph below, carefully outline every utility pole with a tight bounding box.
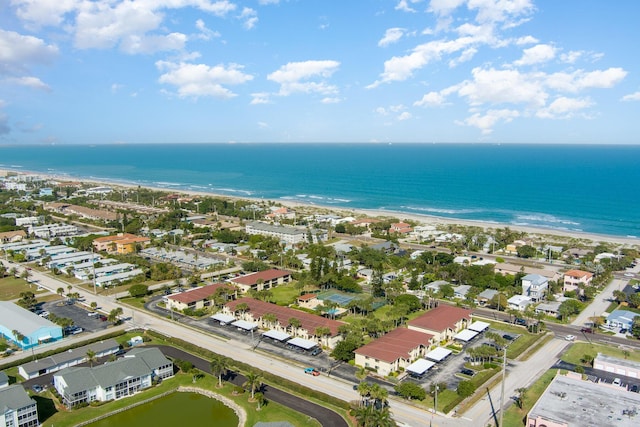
[499,346,507,427]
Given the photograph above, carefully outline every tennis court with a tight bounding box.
[316,291,356,306]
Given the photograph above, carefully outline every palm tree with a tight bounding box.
[210,355,229,388]
[357,382,371,407]
[368,383,388,409]
[262,313,278,329]
[86,349,97,367]
[57,287,64,298]
[355,366,368,382]
[243,372,262,400]
[12,330,25,346]
[515,387,527,409]
[288,317,301,334]
[315,326,331,347]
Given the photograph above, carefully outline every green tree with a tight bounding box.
[457,380,476,398]
[210,354,229,388]
[107,307,123,324]
[395,381,426,400]
[517,245,537,259]
[129,284,149,298]
[243,372,262,400]
[86,349,97,367]
[515,387,527,409]
[17,291,38,311]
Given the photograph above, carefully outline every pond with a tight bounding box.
[89,392,239,427]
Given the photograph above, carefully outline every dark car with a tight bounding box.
[514,318,527,326]
[98,314,108,321]
[631,384,639,393]
[502,334,515,341]
[581,327,593,333]
[31,385,43,393]
[461,368,475,377]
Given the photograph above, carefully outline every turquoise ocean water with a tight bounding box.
[1,143,638,238]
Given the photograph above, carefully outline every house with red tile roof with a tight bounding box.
[389,222,413,235]
[92,233,150,254]
[563,269,594,294]
[297,293,321,309]
[165,283,236,312]
[228,269,292,293]
[354,328,435,376]
[408,305,472,343]
[223,297,344,348]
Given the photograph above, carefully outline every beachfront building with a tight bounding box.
[0,385,39,427]
[521,274,548,302]
[354,328,435,376]
[389,222,413,235]
[494,262,561,282]
[53,347,173,408]
[527,372,640,427]
[245,221,327,245]
[563,269,593,293]
[165,283,236,312]
[19,339,120,380]
[0,302,63,350]
[228,269,292,293]
[407,305,472,343]
[223,297,344,348]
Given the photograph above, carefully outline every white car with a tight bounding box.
[565,335,576,341]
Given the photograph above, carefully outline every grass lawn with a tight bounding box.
[481,320,544,359]
[502,369,557,427]
[39,372,322,427]
[0,277,40,300]
[561,341,640,365]
[269,283,302,306]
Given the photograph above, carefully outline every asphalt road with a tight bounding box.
[152,345,348,427]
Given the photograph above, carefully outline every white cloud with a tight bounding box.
[12,0,79,28]
[257,121,269,128]
[239,7,258,30]
[0,30,58,76]
[460,109,520,134]
[321,97,341,104]
[397,111,412,120]
[250,92,271,104]
[120,33,188,55]
[545,68,627,93]
[268,60,340,96]
[375,107,388,115]
[258,0,280,4]
[622,92,640,102]
[536,96,593,119]
[395,0,422,13]
[429,0,466,16]
[457,67,548,107]
[515,35,538,45]
[5,76,51,91]
[195,19,221,40]
[378,28,405,47]
[449,47,477,67]
[156,60,254,99]
[559,50,583,64]
[514,44,556,66]
[468,0,535,25]
[414,91,447,107]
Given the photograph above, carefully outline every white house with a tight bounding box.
[521,274,548,302]
[508,295,533,311]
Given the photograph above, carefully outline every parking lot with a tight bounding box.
[41,300,110,334]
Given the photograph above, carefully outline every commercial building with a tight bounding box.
[593,353,640,379]
[0,301,63,350]
[606,309,639,330]
[53,347,173,408]
[527,372,640,427]
[0,385,38,427]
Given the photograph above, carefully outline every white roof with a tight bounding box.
[468,321,490,332]
[287,337,317,350]
[211,313,235,323]
[508,295,533,304]
[406,359,435,375]
[262,330,291,341]
[231,320,257,330]
[453,329,479,342]
[425,347,452,362]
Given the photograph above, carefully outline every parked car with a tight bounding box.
[460,368,476,377]
[310,348,322,356]
[613,378,622,386]
[631,384,639,393]
[620,328,628,334]
[565,335,576,341]
[38,311,49,318]
[502,334,515,341]
[31,385,43,393]
[514,318,527,326]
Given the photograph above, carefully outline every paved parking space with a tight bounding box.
[42,300,110,333]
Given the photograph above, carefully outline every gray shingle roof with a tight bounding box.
[0,385,35,412]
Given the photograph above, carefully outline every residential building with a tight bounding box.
[0,301,63,350]
[245,221,327,245]
[0,385,38,427]
[15,217,43,227]
[389,222,413,235]
[165,283,236,312]
[606,309,639,330]
[223,297,344,348]
[28,223,79,239]
[297,293,322,310]
[534,301,562,317]
[53,347,173,408]
[0,230,26,243]
[228,269,292,293]
[494,262,561,282]
[0,372,8,388]
[453,285,471,299]
[563,269,593,293]
[265,207,296,221]
[408,305,472,343]
[19,339,120,379]
[527,372,640,427]
[507,295,533,311]
[92,233,150,254]
[349,218,381,231]
[476,289,499,306]
[354,328,435,376]
[521,274,548,302]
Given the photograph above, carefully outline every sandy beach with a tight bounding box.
[3,168,639,247]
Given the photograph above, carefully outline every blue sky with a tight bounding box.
[1,0,639,144]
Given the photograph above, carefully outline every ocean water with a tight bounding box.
[1,143,639,238]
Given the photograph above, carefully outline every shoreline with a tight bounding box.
[2,168,639,247]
